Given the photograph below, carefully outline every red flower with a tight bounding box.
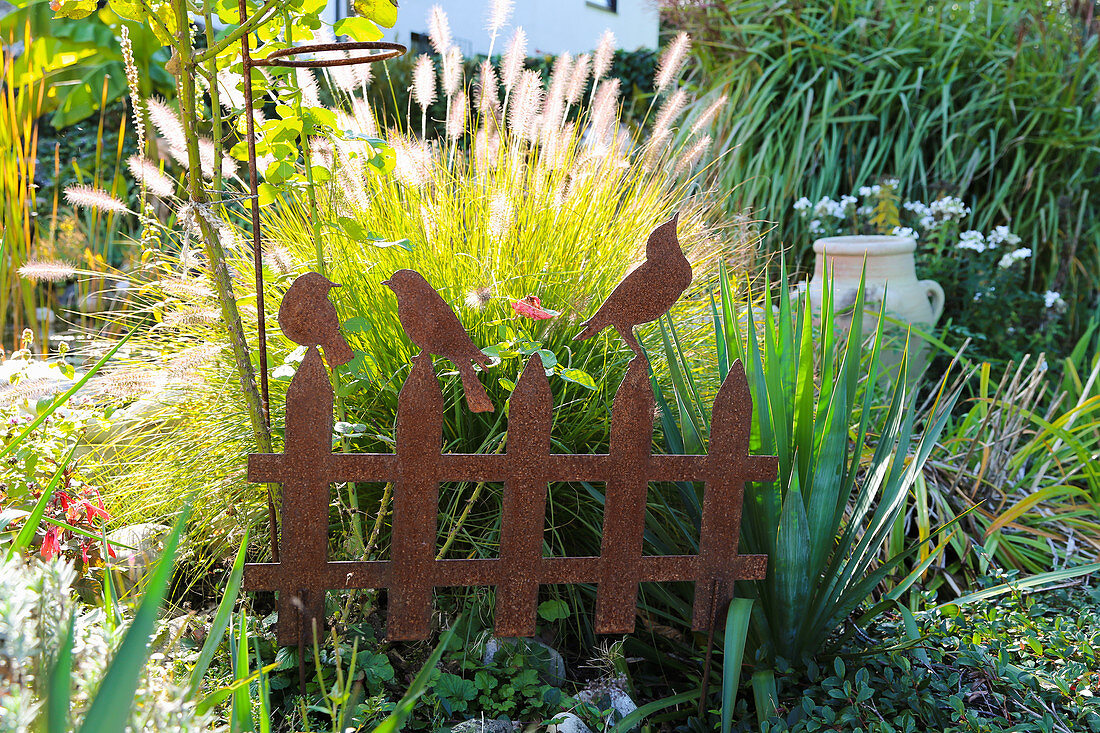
[57,491,72,513]
[41,527,61,560]
[511,295,558,320]
[82,499,109,523]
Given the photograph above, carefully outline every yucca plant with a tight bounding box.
[652,263,962,674]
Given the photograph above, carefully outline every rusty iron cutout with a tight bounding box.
[244,216,777,663]
[235,2,406,560]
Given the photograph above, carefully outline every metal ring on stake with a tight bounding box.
[236,0,405,563]
[249,41,406,68]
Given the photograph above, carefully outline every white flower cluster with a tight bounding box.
[955,230,987,252]
[1044,290,1067,310]
[987,225,1021,247]
[997,247,1032,269]
[891,226,918,240]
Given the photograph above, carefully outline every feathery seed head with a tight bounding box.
[566,53,591,105]
[652,88,689,142]
[64,184,129,215]
[477,61,501,117]
[296,68,322,108]
[655,32,691,93]
[501,28,528,92]
[487,193,515,239]
[127,155,176,198]
[509,69,544,142]
[412,54,437,112]
[427,4,453,55]
[592,29,616,83]
[674,134,711,176]
[690,94,727,137]
[147,97,187,156]
[442,46,464,97]
[446,90,468,139]
[588,78,621,144]
[486,0,514,39]
[351,98,378,136]
[18,259,76,283]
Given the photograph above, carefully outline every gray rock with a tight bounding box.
[449,717,518,733]
[545,713,592,733]
[482,637,566,687]
[107,523,170,593]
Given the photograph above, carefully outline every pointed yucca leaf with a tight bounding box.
[659,318,704,454]
[188,530,249,697]
[792,288,816,485]
[807,371,912,629]
[718,262,740,373]
[710,290,729,380]
[651,376,686,455]
[831,370,962,615]
[773,483,811,659]
[720,598,754,733]
[666,315,710,434]
[45,612,75,733]
[78,505,190,733]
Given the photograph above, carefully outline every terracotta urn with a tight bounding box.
[800,235,944,376]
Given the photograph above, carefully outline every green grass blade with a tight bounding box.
[44,612,75,733]
[720,598,753,733]
[77,504,190,733]
[188,529,249,697]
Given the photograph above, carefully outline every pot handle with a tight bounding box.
[921,279,945,324]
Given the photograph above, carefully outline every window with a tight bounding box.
[587,0,617,12]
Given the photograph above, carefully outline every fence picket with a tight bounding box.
[595,359,655,634]
[495,355,553,637]
[387,355,444,641]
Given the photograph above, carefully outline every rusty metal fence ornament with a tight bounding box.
[244,217,778,651]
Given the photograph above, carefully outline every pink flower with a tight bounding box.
[41,527,61,560]
[511,295,558,320]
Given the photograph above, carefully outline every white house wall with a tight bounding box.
[324,0,660,56]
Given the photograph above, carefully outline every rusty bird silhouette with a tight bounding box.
[574,214,691,357]
[279,272,354,366]
[384,269,494,413]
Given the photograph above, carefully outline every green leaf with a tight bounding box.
[78,505,190,733]
[537,599,570,622]
[334,16,383,41]
[265,159,296,185]
[350,0,397,27]
[721,598,754,733]
[559,368,596,390]
[52,0,97,20]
